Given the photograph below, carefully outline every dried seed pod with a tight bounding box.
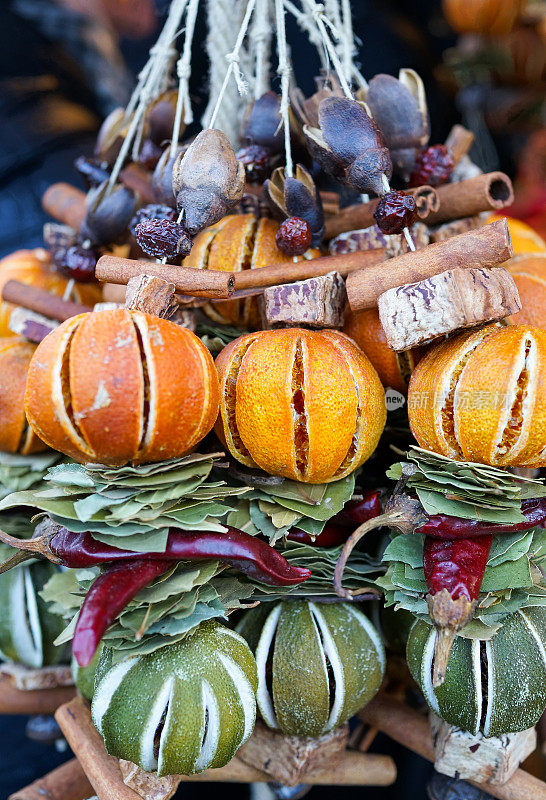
[264,164,325,247]
[304,97,392,196]
[94,107,129,165]
[145,89,180,145]
[173,129,245,235]
[290,75,345,129]
[24,309,220,465]
[152,144,187,208]
[242,92,284,153]
[74,156,110,189]
[362,70,429,181]
[81,181,137,246]
[138,139,162,171]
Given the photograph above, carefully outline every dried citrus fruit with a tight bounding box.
[184,214,320,328]
[0,249,100,336]
[0,337,45,454]
[487,214,546,254]
[24,310,219,465]
[408,324,546,467]
[215,328,386,483]
[344,307,423,394]
[506,253,546,328]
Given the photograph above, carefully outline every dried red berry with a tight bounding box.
[138,139,163,171]
[275,217,312,256]
[236,144,271,184]
[410,144,454,187]
[373,191,417,235]
[129,204,176,238]
[54,245,97,283]
[135,218,192,259]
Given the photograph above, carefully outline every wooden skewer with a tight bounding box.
[359,694,546,800]
[55,697,396,799]
[8,758,93,800]
[0,675,75,715]
[2,281,93,322]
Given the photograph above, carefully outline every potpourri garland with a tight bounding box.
[0,0,545,790]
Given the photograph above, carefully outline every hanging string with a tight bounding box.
[252,0,272,99]
[274,0,293,177]
[283,0,327,72]
[207,0,256,130]
[298,0,352,98]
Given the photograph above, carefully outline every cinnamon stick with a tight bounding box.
[2,281,92,321]
[42,183,87,230]
[445,124,475,165]
[359,695,546,800]
[9,758,93,800]
[324,186,439,240]
[0,675,75,715]
[56,697,396,796]
[346,218,512,311]
[233,247,386,291]
[426,172,514,226]
[96,256,235,298]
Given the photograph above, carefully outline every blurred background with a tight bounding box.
[0,0,545,797]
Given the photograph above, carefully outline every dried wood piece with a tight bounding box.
[42,183,87,230]
[261,271,347,329]
[378,267,520,351]
[347,219,513,312]
[324,185,439,240]
[429,216,482,242]
[119,762,180,800]
[237,720,349,784]
[430,714,536,786]
[2,280,93,321]
[124,275,177,318]
[8,758,93,800]
[0,663,73,691]
[330,223,429,257]
[427,172,513,226]
[96,256,235,298]
[445,124,475,165]
[8,307,59,343]
[359,694,546,800]
[0,674,75,715]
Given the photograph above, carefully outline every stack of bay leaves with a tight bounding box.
[0,451,380,663]
[379,447,546,638]
[0,451,59,500]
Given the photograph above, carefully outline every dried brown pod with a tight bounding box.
[94,108,131,165]
[264,164,325,246]
[81,181,137,246]
[172,129,245,235]
[152,144,187,207]
[303,97,392,197]
[360,69,429,182]
[145,89,180,146]
[290,75,344,129]
[242,92,284,153]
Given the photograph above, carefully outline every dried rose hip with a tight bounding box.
[410,144,454,187]
[135,218,192,259]
[54,245,97,283]
[129,204,176,238]
[275,217,312,256]
[74,156,110,188]
[373,191,417,235]
[138,139,163,171]
[236,144,271,183]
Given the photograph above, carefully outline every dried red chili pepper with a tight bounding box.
[72,558,172,667]
[0,526,311,586]
[287,523,350,548]
[416,498,546,539]
[423,533,492,687]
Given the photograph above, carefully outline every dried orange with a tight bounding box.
[0,337,45,454]
[505,253,546,328]
[408,324,546,467]
[343,308,423,394]
[215,329,386,483]
[184,215,320,328]
[25,310,219,465]
[0,249,101,337]
[487,214,546,254]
